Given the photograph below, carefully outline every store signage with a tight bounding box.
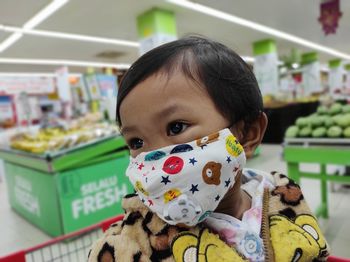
[14,175,41,217]
[96,74,118,97]
[71,176,128,219]
[318,0,342,35]
[0,77,55,95]
[84,74,101,100]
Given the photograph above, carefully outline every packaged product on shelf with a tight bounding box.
[8,113,120,154]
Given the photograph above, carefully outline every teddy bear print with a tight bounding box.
[196,132,220,147]
[202,161,222,185]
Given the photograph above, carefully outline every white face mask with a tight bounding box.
[126,128,246,226]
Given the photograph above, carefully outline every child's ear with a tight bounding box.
[230,113,268,159]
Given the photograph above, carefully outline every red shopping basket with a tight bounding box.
[328,256,350,262]
[2,214,349,262]
[0,215,124,262]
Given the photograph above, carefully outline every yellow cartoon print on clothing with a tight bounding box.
[270,214,328,262]
[171,228,247,262]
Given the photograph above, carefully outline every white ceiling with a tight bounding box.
[0,0,349,73]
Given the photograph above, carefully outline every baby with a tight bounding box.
[88,36,329,262]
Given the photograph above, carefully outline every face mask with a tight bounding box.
[126,128,246,226]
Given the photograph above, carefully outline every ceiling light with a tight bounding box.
[0,72,82,77]
[0,58,130,69]
[292,63,299,69]
[0,33,23,53]
[0,25,139,48]
[0,0,69,53]
[166,0,350,61]
[23,0,68,29]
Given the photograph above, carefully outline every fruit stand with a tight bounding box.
[263,101,319,143]
[283,138,350,219]
[283,102,350,219]
[0,133,133,237]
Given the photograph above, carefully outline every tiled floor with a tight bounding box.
[0,144,350,259]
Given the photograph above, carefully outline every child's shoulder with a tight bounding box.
[88,193,202,262]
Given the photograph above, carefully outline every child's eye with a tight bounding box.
[128,138,144,150]
[167,122,189,136]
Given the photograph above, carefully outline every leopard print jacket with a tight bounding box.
[88,171,330,262]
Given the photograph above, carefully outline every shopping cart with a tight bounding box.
[0,215,124,262]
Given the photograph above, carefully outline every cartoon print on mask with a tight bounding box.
[225,135,244,157]
[162,156,184,175]
[126,128,246,227]
[269,214,328,262]
[272,179,304,206]
[170,144,194,154]
[196,132,220,148]
[171,228,247,262]
[164,188,182,203]
[202,161,222,185]
[135,181,149,196]
[145,150,166,161]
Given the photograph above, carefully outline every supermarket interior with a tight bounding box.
[1,0,350,261]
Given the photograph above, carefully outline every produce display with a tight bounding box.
[9,114,120,154]
[263,94,319,108]
[285,103,350,138]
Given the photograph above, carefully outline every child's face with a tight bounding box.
[119,70,230,157]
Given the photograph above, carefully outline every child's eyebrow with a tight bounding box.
[120,125,137,136]
[154,104,183,119]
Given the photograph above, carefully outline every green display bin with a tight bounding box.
[0,136,133,237]
[283,138,350,219]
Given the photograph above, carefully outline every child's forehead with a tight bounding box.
[120,70,212,116]
[133,69,206,98]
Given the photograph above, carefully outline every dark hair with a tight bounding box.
[116,35,263,129]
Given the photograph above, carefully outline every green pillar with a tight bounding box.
[252,39,278,96]
[137,8,177,54]
[328,59,343,94]
[300,52,321,95]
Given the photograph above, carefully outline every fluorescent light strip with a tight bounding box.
[0,0,68,53]
[0,25,139,48]
[0,72,82,77]
[0,33,23,53]
[0,56,253,69]
[166,0,350,61]
[0,58,130,69]
[23,0,68,29]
